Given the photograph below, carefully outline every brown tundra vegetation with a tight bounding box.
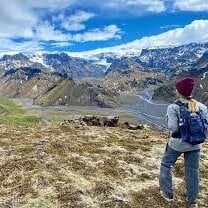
[0,123,208,208]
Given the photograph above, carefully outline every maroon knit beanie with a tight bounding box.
[175,77,195,98]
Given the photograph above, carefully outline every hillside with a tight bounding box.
[0,97,40,126]
[80,70,165,93]
[0,68,119,108]
[0,122,208,208]
[34,79,119,108]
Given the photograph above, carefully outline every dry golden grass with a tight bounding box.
[0,123,208,208]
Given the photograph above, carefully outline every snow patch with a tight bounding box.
[30,55,48,67]
[93,59,112,69]
[201,71,208,81]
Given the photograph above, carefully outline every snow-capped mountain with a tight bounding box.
[138,42,208,72]
[0,42,208,78]
[91,42,208,74]
[0,53,47,71]
[61,42,208,75]
[0,53,106,78]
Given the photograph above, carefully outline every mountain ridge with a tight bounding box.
[0,67,120,108]
[152,50,208,105]
[1,42,208,78]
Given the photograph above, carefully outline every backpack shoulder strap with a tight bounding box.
[175,100,190,121]
[175,100,186,107]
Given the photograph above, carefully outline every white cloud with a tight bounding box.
[0,0,76,39]
[126,0,165,13]
[0,0,165,42]
[160,24,181,29]
[0,0,122,49]
[0,0,77,38]
[69,20,208,57]
[0,0,37,39]
[63,22,86,31]
[50,42,71,47]
[126,19,208,47]
[33,23,121,42]
[0,38,42,55]
[174,0,208,11]
[102,0,165,14]
[24,0,75,10]
[60,11,95,31]
[72,25,122,42]
[34,22,70,41]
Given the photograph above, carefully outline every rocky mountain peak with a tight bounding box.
[1,53,29,62]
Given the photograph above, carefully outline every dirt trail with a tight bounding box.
[0,124,208,208]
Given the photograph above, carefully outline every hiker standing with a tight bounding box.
[159,77,208,208]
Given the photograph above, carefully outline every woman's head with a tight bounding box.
[175,77,199,112]
[175,77,195,99]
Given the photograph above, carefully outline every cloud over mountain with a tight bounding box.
[0,0,207,54]
[69,20,208,57]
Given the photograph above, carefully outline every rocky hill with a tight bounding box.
[0,67,61,98]
[42,53,105,78]
[80,69,165,94]
[105,57,145,75]
[0,122,208,208]
[0,67,119,108]
[34,79,119,108]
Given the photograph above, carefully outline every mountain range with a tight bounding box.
[0,42,208,107]
[1,42,208,79]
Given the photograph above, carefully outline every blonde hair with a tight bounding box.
[177,90,200,112]
[182,97,200,112]
[188,99,200,112]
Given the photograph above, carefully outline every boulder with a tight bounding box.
[81,116,119,127]
[123,122,148,130]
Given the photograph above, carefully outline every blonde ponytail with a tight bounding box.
[188,99,200,112]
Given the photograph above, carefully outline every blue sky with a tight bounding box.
[0,0,208,54]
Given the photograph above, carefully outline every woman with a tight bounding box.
[159,77,208,208]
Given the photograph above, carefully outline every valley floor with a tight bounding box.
[0,123,208,208]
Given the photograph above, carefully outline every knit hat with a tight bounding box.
[175,77,195,98]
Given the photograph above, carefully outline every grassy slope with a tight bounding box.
[0,97,40,127]
[0,123,208,208]
[1,97,207,207]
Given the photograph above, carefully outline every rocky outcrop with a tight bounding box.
[61,116,149,130]
[62,116,119,127]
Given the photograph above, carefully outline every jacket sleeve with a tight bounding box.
[167,104,179,133]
